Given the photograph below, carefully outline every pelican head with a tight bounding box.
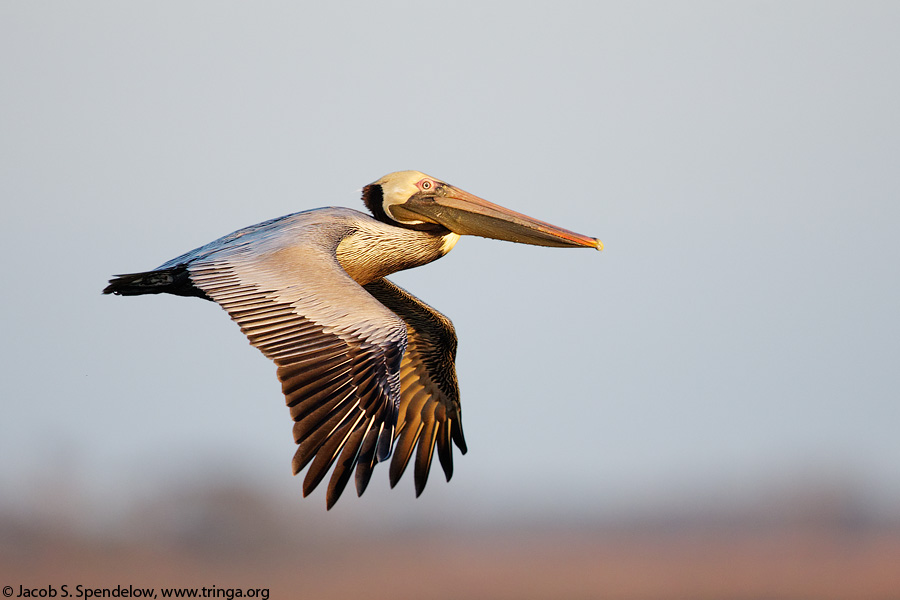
[362,171,602,250]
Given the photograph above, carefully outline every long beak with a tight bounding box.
[398,185,603,250]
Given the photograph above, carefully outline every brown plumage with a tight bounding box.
[104,171,601,508]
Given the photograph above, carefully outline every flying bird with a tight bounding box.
[104,171,601,508]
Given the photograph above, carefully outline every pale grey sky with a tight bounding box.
[1,2,898,524]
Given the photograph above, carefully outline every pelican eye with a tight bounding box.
[419,179,434,191]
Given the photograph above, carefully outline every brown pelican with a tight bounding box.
[104,171,601,508]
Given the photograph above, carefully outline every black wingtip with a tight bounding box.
[354,427,380,497]
[101,280,119,295]
[452,421,468,455]
[103,273,141,295]
[375,424,394,463]
[355,468,373,496]
[102,267,212,300]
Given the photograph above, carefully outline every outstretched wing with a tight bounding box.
[363,278,467,497]
[108,208,470,507]
[187,234,408,510]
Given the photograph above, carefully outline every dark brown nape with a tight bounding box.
[361,184,390,224]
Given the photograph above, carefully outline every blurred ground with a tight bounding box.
[3,479,899,600]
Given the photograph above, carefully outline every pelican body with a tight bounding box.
[104,171,601,508]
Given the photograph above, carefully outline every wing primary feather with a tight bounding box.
[291,393,357,473]
[286,378,353,421]
[302,414,360,498]
[436,421,454,481]
[414,421,439,497]
[282,364,352,404]
[325,415,369,509]
[389,421,423,488]
[376,421,395,463]
[290,389,354,444]
[452,418,468,454]
[354,423,382,496]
